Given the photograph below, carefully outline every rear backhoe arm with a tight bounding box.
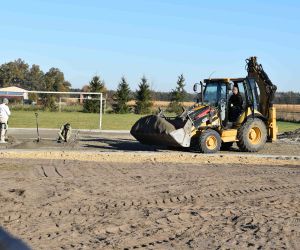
[246,56,277,141]
[246,56,277,118]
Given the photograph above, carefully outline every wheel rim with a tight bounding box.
[206,135,217,150]
[248,127,261,144]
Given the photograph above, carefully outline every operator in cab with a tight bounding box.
[229,86,243,122]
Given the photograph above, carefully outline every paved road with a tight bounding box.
[4,128,300,158]
[8,128,130,140]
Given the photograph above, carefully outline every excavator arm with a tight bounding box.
[246,56,277,141]
[246,56,277,118]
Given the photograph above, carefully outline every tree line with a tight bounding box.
[82,74,187,114]
[274,92,300,104]
[1,59,299,114]
[0,59,189,114]
[0,59,71,110]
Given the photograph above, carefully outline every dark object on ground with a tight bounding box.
[278,128,300,141]
[57,123,72,143]
[0,227,31,250]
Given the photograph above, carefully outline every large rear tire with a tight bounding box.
[197,129,221,154]
[237,118,267,152]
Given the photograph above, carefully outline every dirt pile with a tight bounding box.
[278,128,300,142]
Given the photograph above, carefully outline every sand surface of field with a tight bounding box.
[0,130,299,249]
[0,153,299,249]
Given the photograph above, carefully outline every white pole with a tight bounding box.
[99,93,103,130]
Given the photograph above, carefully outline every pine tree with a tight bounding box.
[135,76,153,114]
[113,77,131,113]
[168,74,186,114]
[83,75,106,113]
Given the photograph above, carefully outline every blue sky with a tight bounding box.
[1,0,299,92]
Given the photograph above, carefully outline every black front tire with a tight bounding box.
[197,129,221,154]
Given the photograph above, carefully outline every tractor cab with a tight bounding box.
[197,77,261,128]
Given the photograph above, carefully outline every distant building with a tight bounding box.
[0,86,28,102]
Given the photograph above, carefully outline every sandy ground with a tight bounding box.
[0,130,300,249]
[0,153,299,250]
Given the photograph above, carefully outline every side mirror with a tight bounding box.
[193,83,198,92]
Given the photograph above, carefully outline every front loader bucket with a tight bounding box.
[130,115,192,147]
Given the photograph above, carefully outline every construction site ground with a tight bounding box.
[0,128,300,249]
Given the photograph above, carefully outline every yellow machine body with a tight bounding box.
[131,57,277,153]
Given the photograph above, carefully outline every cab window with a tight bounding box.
[203,82,226,106]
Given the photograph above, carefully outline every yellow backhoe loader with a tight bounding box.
[131,57,277,153]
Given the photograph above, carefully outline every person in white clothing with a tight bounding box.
[0,98,11,143]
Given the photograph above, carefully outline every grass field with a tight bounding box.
[9,111,144,130]
[8,111,300,132]
[277,121,300,133]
